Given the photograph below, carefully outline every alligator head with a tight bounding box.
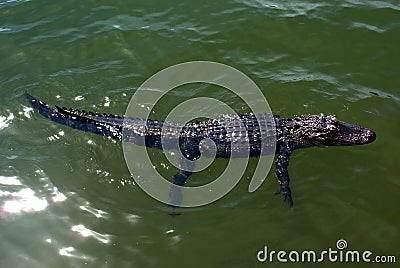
[290,114,376,149]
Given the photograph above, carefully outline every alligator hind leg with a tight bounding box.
[168,158,195,213]
[275,146,294,207]
[169,169,192,208]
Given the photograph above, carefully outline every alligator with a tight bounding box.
[24,93,376,207]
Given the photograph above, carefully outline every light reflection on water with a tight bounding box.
[0,170,66,215]
[71,224,112,244]
[0,113,15,130]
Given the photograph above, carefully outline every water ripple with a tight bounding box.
[58,246,95,261]
[344,0,400,10]
[71,224,112,244]
[265,66,340,85]
[351,22,386,33]
[1,17,53,34]
[241,0,327,17]
[0,0,30,9]
[79,204,109,219]
[49,60,123,77]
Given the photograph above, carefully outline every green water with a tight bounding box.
[1,0,399,267]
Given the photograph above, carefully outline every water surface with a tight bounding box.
[1,0,399,267]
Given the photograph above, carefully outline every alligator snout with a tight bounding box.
[364,128,376,144]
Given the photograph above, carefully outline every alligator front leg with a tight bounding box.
[275,145,294,207]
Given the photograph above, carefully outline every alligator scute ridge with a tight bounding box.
[24,93,376,207]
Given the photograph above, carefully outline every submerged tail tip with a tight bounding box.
[24,92,36,103]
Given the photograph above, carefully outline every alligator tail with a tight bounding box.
[24,93,123,140]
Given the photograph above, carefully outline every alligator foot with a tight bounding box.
[168,207,182,216]
[275,184,294,208]
[168,182,183,216]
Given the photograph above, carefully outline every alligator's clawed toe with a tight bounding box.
[275,186,294,208]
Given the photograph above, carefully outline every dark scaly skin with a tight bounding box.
[25,93,376,207]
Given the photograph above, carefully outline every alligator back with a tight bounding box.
[25,93,277,159]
